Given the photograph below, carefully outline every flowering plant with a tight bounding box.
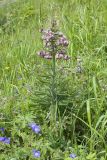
[37,20,70,125]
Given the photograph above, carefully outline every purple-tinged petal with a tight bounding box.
[3,137,10,144]
[29,123,41,134]
[57,35,69,47]
[0,137,10,144]
[63,55,70,60]
[70,153,77,158]
[42,29,54,42]
[56,54,64,59]
[44,54,52,59]
[63,40,69,46]
[0,137,5,141]
[32,149,40,158]
[29,123,36,129]
[32,126,41,134]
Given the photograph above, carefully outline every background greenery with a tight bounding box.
[0,0,107,159]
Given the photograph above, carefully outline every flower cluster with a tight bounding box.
[37,22,70,60]
[0,125,77,159]
[57,35,69,46]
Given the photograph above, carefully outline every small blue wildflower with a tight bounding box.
[70,153,76,159]
[0,128,5,134]
[32,149,40,158]
[0,137,10,144]
[29,123,41,134]
[0,137,5,141]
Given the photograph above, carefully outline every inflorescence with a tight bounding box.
[37,22,70,60]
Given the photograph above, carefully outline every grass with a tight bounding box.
[0,0,107,159]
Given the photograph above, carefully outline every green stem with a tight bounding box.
[51,51,57,125]
[52,52,56,104]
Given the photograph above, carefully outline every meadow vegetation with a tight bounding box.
[0,0,107,159]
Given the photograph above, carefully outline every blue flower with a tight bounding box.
[70,153,76,158]
[29,123,41,134]
[0,137,5,141]
[0,137,10,144]
[0,128,5,134]
[32,149,40,158]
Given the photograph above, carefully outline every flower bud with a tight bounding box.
[63,40,69,46]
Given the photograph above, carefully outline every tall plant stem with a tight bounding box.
[52,52,56,104]
[51,51,57,125]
